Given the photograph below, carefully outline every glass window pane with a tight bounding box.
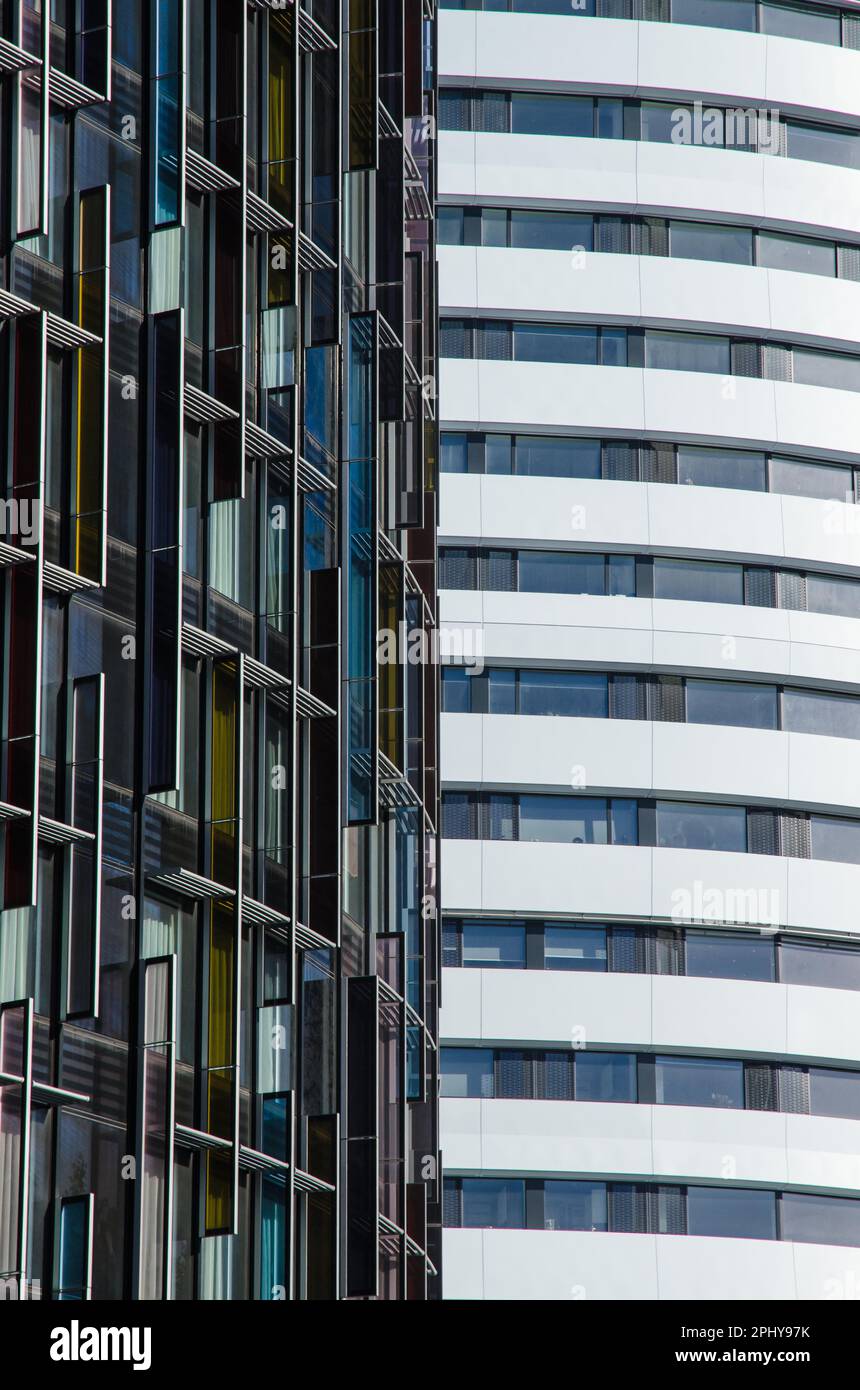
[757,231,836,277]
[610,798,638,846]
[544,924,607,972]
[461,1178,525,1229]
[792,347,860,393]
[515,436,600,479]
[656,801,747,852]
[510,210,593,252]
[782,688,860,741]
[769,456,853,502]
[810,815,860,865]
[645,330,731,375]
[785,121,860,171]
[518,670,608,718]
[761,1,841,47]
[438,206,464,245]
[655,1055,745,1108]
[543,1180,607,1232]
[462,921,526,969]
[780,1193,860,1247]
[641,102,687,144]
[685,931,775,982]
[672,0,757,31]
[780,939,860,992]
[805,574,860,620]
[442,667,472,713]
[687,1187,777,1240]
[511,94,593,138]
[686,679,778,730]
[677,446,766,491]
[519,795,608,844]
[575,1053,637,1102]
[485,434,512,474]
[653,558,744,605]
[519,551,605,595]
[670,220,753,266]
[514,324,598,365]
[809,1067,860,1121]
[481,207,508,247]
[440,1047,495,1098]
[487,668,516,713]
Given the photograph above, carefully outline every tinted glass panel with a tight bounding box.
[785,121,860,171]
[780,1193,860,1247]
[782,688,860,741]
[670,220,753,265]
[519,551,605,595]
[441,667,471,712]
[575,1052,637,1103]
[686,680,778,730]
[515,436,600,479]
[687,1187,777,1240]
[438,207,464,245]
[511,94,593,138]
[653,559,744,606]
[655,1055,744,1108]
[461,1178,525,1229]
[769,456,853,502]
[514,324,598,365]
[672,0,756,31]
[645,331,731,374]
[543,1181,607,1232]
[462,921,526,969]
[757,231,836,277]
[760,1,841,46]
[440,1048,494,1098]
[779,940,860,992]
[805,574,860,619]
[519,795,608,844]
[510,210,593,252]
[677,446,766,491]
[656,801,747,852]
[793,347,860,393]
[519,670,608,718]
[486,668,516,713]
[809,1068,860,1121]
[809,815,860,865]
[685,931,775,982]
[544,925,607,971]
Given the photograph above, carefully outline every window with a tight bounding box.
[462,920,526,970]
[779,939,860,992]
[519,795,608,844]
[655,1055,745,1109]
[441,667,471,712]
[672,0,756,31]
[784,120,860,171]
[515,436,600,479]
[670,220,753,266]
[440,1048,494,1098]
[685,932,775,983]
[760,1,841,47]
[514,323,598,365]
[438,206,464,245]
[809,1067,860,1121]
[511,93,593,138]
[544,924,607,972]
[519,551,605,596]
[782,688,860,741]
[757,231,836,278]
[677,446,766,492]
[461,1178,525,1229]
[484,668,516,714]
[653,558,744,606]
[510,209,593,252]
[686,679,778,730]
[769,456,853,503]
[687,1187,777,1240]
[809,815,860,865]
[610,798,638,846]
[793,347,860,394]
[519,670,608,718]
[481,207,507,246]
[641,102,687,144]
[645,331,731,375]
[576,1052,637,1103]
[543,1181,607,1232]
[780,1193,860,1248]
[805,573,860,620]
[656,801,747,853]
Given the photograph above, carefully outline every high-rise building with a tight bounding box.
[437,0,860,1300]
[0,0,441,1301]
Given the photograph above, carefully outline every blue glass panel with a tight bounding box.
[58,1199,89,1299]
[260,1177,287,1298]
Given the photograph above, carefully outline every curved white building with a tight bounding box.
[437,0,860,1300]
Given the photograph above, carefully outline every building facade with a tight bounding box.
[0,0,441,1300]
[437,0,860,1299]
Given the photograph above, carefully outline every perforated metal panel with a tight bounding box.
[647,677,684,722]
[608,926,642,972]
[762,344,793,383]
[602,443,639,481]
[838,245,860,282]
[596,217,631,255]
[439,318,470,358]
[443,1182,463,1228]
[438,90,471,132]
[475,321,512,361]
[744,566,776,608]
[495,1051,532,1099]
[610,675,646,720]
[439,547,478,590]
[779,813,811,860]
[442,794,477,840]
[479,549,516,592]
[542,1051,574,1101]
[641,444,677,485]
[484,795,518,841]
[745,1063,777,1111]
[844,13,860,49]
[650,1186,686,1236]
[476,92,509,134]
[442,922,462,968]
[597,0,633,16]
[732,341,762,378]
[609,1184,648,1234]
[748,810,778,857]
[778,1066,810,1115]
[777,571,807,612]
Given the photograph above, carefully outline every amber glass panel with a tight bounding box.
[205,903,235,1232]
[210,662,238,887]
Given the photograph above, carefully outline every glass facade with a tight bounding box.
[0,0,441,1301]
